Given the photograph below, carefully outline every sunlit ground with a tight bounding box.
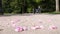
[0,14,60,34]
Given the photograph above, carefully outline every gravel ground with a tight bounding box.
[0,14,60,34]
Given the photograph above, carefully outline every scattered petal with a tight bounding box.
[15,27,23,32]
[31,26,36,30]
[35,26,40,29]
[31,26,40,30]
[39,25,44,29]
[22,27,27,31]
[49,25,57,30]
[12,24,16,27]
[11,21,14,23]
[11,19,20,23]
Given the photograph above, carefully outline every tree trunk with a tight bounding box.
[0,0,4,15]
[56,0,59,12]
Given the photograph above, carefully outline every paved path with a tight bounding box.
[0,14,60,34]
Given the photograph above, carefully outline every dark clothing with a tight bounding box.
[33,8,41,14]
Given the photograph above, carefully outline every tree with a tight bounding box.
[2,0,58,14]
[0,0,4,15]
[56,0,59,12]
[39,0,56,13]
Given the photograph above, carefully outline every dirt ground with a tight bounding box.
[0,14,60,34]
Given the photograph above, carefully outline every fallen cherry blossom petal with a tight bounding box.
[35,26,40,29]
[11,19,20,23]
[31,26,36,30]
[48,20,51,21]
[31,26,40,30]
[15,28,19,32]
[49,25,57,30]
[39,25,44,29]
[22,27,27,31]
[12,24,16,27]
[15,27,23,32]
[11,21,14,23]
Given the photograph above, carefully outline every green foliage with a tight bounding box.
[2,0,57,14]
[48,11,60,14]
[39,0,56,13]
[27,7,33,13]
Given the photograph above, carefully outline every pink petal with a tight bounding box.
[12,24,16,27]
[52,26,57,29]
[31,26,40,30]
[11,21,14,23]
[11,19,20,23]
[15,27,23,32]
[35,26,40,29]
[39,25,44,29]
[15,28,20,32]
[22,27,27,31]
[31,26,36,30]
[49,25,57,30]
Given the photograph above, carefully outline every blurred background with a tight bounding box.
[0,0,60,15]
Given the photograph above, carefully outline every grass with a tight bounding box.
[48,12,60,14]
